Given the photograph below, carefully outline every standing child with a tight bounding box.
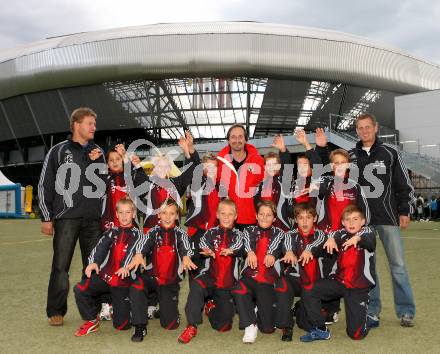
[124,198,197,342]
[300,205,376,342]
[178,199,243,344]
[185,153,222,278]
[275,202,326,341]
[73,198,142,336]
[231,200,285,343]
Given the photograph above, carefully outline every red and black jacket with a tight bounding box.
[198,226,244,289]
[185,174,223,232]
[328,226,376,289]
[88,226,142,287]
[135,151,200,229]
[283,228,327,290]
[241,225,285,285]
[125,225,193,285]
[217,144,264,225]
[315,175,370,232]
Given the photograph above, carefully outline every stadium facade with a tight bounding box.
[1,21,440,186]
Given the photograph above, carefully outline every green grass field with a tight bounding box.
[0,220,439,354]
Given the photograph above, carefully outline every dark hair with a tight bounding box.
[341,205,365,220]
[293,202,317,218]
[226,124,248,141]
[296,153,311,167]
[70,107,97,132]
[256,200,277,217]
[264,152,281,164]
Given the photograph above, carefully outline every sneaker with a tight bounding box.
[74,320,100,337]
[131,325,147,342]
[325,312,339,325]
[204,300,216,316]
[366,314,380,329]
[99,303,113,321]
[242,324,258,344]
[147,306,159,320]
[48,315,64,326]
[178,325,197,344]
[300,327,330,342]
[281,327,293,342]
[400,314,415,327]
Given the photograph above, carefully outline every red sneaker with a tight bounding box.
[178,325,197,344]
[204,300,216,316]
[74,320,100,337]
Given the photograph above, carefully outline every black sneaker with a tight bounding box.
[131,325,147,342]
[281,327,293,342]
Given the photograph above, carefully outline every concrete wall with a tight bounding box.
[395,90,440,159]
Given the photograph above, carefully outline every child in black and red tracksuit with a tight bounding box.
[231,200,285,344]
[138,131,200,233]
[185,153,223,278]
[124,199,196,342]
[313,148,370,323]
[178,199,244,344]
[274,202,327,341]
[300,205,376,342]
[73,198,142,337]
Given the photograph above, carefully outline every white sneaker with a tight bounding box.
[99,303,112,321]
[243,324,258,344]
[147,306,159,319]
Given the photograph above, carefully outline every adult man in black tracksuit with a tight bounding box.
[348,113,415,328]
[39,107,107,326]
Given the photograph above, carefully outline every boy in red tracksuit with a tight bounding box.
[101,144,147,231]
[231,200,285,344]
[124,199,197,342]
[178,199,244,344]
[254,142,293,231]
[300,205,376,342]
[185,153,223,278]
[73,198,142,336]
[274,202,327,341]
[314,148,371,323]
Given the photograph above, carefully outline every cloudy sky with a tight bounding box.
[1,0,439,64]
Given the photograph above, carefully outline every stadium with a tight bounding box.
[1,22,440,187]
[1,22,440,354]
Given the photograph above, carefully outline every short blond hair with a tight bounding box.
[116,197,136,212]
[217,199,237,215]
[330,148,350,163]
[70,107,97,132]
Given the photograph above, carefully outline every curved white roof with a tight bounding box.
[1,21,440,99]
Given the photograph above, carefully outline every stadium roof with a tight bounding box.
[1,21,440,101]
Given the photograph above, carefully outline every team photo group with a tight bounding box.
[38,107,416,345]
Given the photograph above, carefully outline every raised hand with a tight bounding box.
[88,148,102,161]
[315,128,328,147]
[294,129,312,150]
[271,134,286,152]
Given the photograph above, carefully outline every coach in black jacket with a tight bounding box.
[38,107,106,326]
[349,113,416,328]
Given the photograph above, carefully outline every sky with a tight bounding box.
[0,0,439,64]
